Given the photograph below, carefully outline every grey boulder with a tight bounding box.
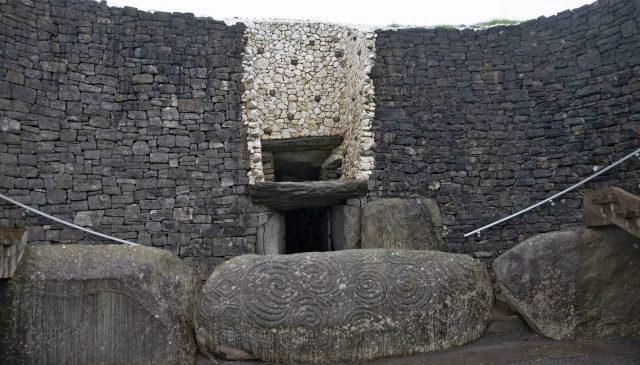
[361,198,445,251]
[495,227,640,340]
[0,244,198,365]
[194,249,492,363]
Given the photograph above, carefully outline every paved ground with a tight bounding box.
[197,316,640,365]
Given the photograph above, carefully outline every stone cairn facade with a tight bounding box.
[0,0,255,279]
[242,22,376,183]
[0,0,639,278]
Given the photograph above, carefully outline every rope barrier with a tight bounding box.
[464,147,640,237]
[0,191,138,245]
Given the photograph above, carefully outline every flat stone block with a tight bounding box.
[361,198,445,251]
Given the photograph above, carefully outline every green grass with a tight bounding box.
[471,18,521,27]
[387,18,522,30]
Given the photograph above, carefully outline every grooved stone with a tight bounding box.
[495,227,640,340]
[194,249,493,363]
[0,245,198,365]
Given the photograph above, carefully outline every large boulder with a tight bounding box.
[0,244,198,365]
[494,227,640,340]
[361,198,445,251]
[194,249,492,363]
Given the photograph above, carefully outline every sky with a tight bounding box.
[105,0,595,27]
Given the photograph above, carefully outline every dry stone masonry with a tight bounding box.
[370,0,640,257]
[0,0,255,279]
[241,22,376,183]
[0,0,639,277]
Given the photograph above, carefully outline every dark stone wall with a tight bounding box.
[0,0,256,278]
[371,0,640,258]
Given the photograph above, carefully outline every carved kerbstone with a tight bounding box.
[194,249,493,363]
[0,245,198,365]
[495,227,640,340]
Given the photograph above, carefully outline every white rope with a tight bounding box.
[0,191,138,245]
[464,147,640,237]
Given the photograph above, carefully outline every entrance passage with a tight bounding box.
[284,207,331,253]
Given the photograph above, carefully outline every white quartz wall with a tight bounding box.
[242,21,376,184]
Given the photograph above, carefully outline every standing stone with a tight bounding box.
[0,245,198,365]
[194,249,493,363]
[256,211,285,254]
[361,198,445,251]
[494,227,640,340]
[331,200,361,250]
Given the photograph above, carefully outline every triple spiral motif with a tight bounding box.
[206,251,449,328]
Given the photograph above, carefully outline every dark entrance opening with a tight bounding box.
[284,207,331,253]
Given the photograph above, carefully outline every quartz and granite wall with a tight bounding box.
[0,0,254,278]
[370,0,640,259]
[241,22,375,183]
[1,0,639,275]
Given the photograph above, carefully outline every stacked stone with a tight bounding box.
[241,21,376,183]
[339,29,377,180]
[370,0,640,257]
[0,0,256,279]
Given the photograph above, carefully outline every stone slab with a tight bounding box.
[361,198,445,251]
[194,249,492,363]
[0,244,198,365]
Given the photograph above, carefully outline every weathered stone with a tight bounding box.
[0,227,27,279]
[178,99,204,113]
[132,140,150,155]
[173,207,193,221]
[361,198,445,251]
[0,116,20,132]
[194,249,493,363]
[73,210,104,227]
[494,227,640,340]
[88,194,112,209]
[331,203,361,250]
[256,211,284,254]
[249,180,368,210]
[132,73,154,84]
[0,245,198,365]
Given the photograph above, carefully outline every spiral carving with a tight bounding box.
[299,256,341,298]
[353,269,387,306]
[390,265,430,312]
[291,296,330,328]
[245,260,298,326]
[386,250,422,265]
[342,308,388,332]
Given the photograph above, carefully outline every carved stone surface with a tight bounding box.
[361,198,445,251]
[194,249,493,363]
[495,227,640,340]
[0,245,198,365]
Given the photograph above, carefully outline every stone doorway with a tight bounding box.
[283,207,331,254]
